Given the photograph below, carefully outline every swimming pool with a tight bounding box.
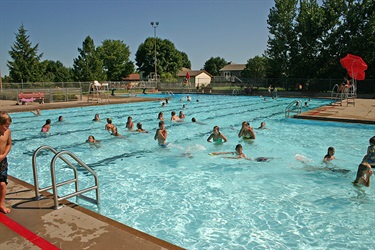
[8,94,375,249]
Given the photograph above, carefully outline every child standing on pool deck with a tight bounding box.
[0,112,12,214]
[362,136,375,168]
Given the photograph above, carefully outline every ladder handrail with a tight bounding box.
[50,150,100,209]
[285,100,302,118]
[32,145,100,209]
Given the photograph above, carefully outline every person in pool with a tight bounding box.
[135,122,148,133]
[238,121,256,139]
[362,136,375,168]
[157,112,164,121]
[58,116,63,122]
[353,162,372,187]
[125,116,134,130]
[154,121,168,146]
[179,111,186,119]
[86,135,98,143]
[210,144,270,161]
[93,114,100,121]
[171,111,180,121]
[258,122,266,129]
[207,126,228,143]
[41,119,51,133]
[323,147,335,162]
[105,118,115,132]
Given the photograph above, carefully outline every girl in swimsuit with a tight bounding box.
[353,162,372,187]
[238,121,256,139]
[207,126,228,143]
[41,119,51,133]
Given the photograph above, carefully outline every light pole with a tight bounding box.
[150,21,159,88]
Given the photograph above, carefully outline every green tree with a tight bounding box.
[291,0,324,78]
[7,24,43,82]
[72,36,106,81]
[40,60,73,82]
[242,56,268,79]
[180,51,191,69]
[97,39,134,81]
[318,0,346,78]
[265,0,298,78]
[135,37,188,78]
[203,57,227,76]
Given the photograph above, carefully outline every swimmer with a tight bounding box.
[353,162,372,187]
[362,136,375,168]
[238,121,256,139]
[111,126,124,137]
[210,144,246,158]
[179,111,186,119]
[86,135,98,143]
[30,109,41,116]
[182,104,186,109]
[207,126,228,143]
[41,119,51,133]
[58,116,63,122]
[157,112,164,121]
[93,114,100,121]
[135,122,148,133]
[187,95,191,101]
[210,144,270,161]
[171,111,180,121]
[126,116,134,130]
[154,121,168,146]
[192,117,206,125]
[323,147,335,162]
[258,122,266,129]
[105,118,115,132]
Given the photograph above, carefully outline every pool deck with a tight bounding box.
[0,96,374,249]
[295,98,375,124]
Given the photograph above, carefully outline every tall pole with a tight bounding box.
[150,21,159,89]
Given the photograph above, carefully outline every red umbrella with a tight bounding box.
[340,54,368,80]
[186,71,190,80]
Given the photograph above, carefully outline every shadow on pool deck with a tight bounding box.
[1,97,374,249]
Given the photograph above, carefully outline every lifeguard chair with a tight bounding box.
[87,80,109,103]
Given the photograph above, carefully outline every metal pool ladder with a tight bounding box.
[285,100,302,118]
[32,145,100,209]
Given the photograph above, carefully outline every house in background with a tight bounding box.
[177,68,212,88]
[122,73,140,87]
[219,63,246,82]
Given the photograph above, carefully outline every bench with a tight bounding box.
[18,92,45,103]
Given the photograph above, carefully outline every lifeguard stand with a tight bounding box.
[87,80,109,103]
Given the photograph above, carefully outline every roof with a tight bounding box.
[122,73,140,81]
[219,64,246,71]
[177,69,212,77]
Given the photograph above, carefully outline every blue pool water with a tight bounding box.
[8,94,375,249]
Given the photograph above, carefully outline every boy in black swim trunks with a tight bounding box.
[0,112,12,214]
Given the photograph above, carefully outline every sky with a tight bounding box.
[0,0,276,77]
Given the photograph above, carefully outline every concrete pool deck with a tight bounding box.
[0,95,374,249]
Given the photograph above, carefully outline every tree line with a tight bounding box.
[3,0,373,83]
